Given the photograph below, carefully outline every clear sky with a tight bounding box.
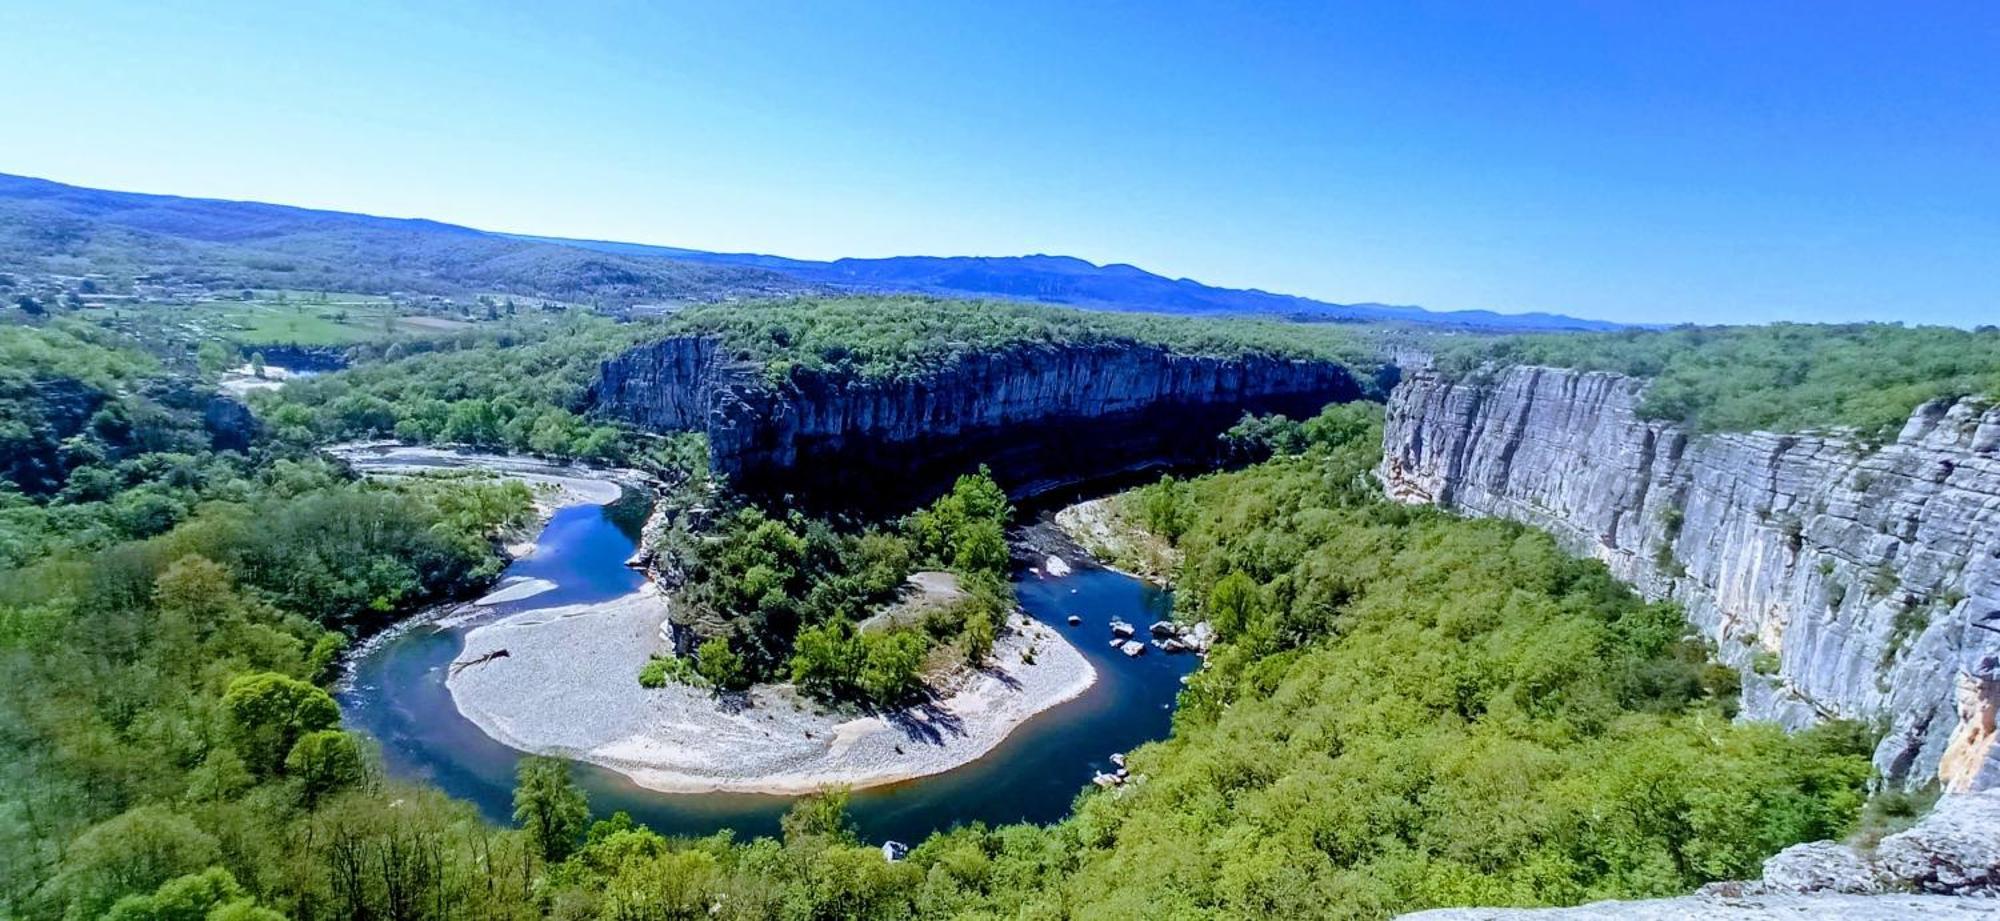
[2,1,1995,326]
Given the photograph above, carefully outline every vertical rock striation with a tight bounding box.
[592,336,1367,513]
[1381,366,2000,791]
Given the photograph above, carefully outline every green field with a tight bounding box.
[186,297,415,346]
[86,290,527,350]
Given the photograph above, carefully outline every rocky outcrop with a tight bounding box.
[243,344,349,371]
[0,378,106,494]
[1397,893,1984,920]
[1381,366,2000,792]
[201,394,260,452]
[1397,789,2000,919]
[593,336,1367,512]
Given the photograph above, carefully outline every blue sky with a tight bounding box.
[2,1,1995,326]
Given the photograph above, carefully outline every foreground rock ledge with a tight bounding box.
[1399,789,2000,920]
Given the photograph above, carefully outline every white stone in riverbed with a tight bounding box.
[473,577,558,606]
[1045,555,1072,577]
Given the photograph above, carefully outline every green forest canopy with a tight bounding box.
[0,309,1896,920]
[659,296,1383,384]
[1435,322,2000,437]
[265,296,1387,462]
[0,377,1876,918]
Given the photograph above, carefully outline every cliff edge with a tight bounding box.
[1380,365,2000,794]
[592,335,1369,511]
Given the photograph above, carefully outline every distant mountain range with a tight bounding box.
[0,173,1616,331]
[511,236,1618,331]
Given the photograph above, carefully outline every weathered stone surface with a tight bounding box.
[592,336,1366,512]
[1401,790,2000,919]
[1745,841,1884,895]
[1398,894,1992,920]
[1381,366,2000,792]
[1875,788,2000,895]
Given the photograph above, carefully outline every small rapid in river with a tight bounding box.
[340,492,1195,844]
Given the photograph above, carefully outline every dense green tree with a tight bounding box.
[102,867,247,921]
[221,673,340,778]
[695,636,750,691]
[790,621,863,699]
[284,730,368,806]
[52,807,220,920]
[858,630,928,705]
[514,756,590,864]
[1206,571,1264,640]
[961,603,996,666]
[780,789,857,845]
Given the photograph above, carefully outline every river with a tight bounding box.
[339,495,1196,844]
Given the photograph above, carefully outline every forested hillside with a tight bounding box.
[263,297,1384,456]
[257,316,654,462]
[0,174,804,305]
[1435,323,2000,437]
[654,296,1382,383]
[0,324,542,918]
[0,316,1875,919]
[2,172,1612,330]
[520,236,1619,331]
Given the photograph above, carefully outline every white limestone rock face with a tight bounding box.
[1381,366,2000,792]
[591,335,1370,511]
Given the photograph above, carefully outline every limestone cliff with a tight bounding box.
[593,336,1368,512]
[1380,366,2000,792]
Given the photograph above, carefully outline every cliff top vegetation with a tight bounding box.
[1434,322,2000,437]
[657,296,1383,384]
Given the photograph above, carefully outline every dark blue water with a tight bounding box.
[341,502,1193,844]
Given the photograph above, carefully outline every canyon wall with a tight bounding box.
[592,336,1368,512]
[1381,366,2000,792]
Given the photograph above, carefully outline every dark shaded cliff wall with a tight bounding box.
[592,336,1368,513]
[1381,366,2000,793]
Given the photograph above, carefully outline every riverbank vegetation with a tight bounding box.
[1047,403,1869,914]
[443,403,1866,919]
[1436,322,2000,437]
[658,468,1016,707]
[1,321,542,918]
[258,315,651,463]
[3,311,1875,920]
